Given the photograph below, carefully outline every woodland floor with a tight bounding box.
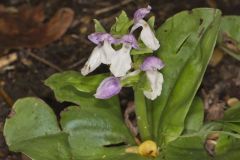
[0,0,240,159]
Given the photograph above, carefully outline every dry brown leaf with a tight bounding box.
[0,4,74,49]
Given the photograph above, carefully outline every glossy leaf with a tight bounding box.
[4,98,144,160]
[165,135,210,160]
[184,97,204,134]
[214,133,240,160]
[45,71,107,93]
[60,106,135,159]
[152,8,221,144]
[4,98,71,160]
[218,16,240,60]
[45,71,121,115]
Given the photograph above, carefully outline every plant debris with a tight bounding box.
[0,53,17,69]
[0,4,74,49]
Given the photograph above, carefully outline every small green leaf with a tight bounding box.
[110,11,133,35]
[214,133,240,160]
[131,37,154,55]
[138,73,151,91]
[148,16,155,29]
[120,71,141,87]
[218,16,240,60]
[222,102,240,122]
[94,19,106,32]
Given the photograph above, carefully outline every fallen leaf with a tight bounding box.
[0,4,74,49]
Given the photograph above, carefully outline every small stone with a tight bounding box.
[227,97,240,107]
[209,48,224,67]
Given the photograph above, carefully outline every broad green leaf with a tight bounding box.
[165,135,211,160]
[4,98,71,160]
[4,98,143,160]
[184,97,204,134]
[45,71,107,93]
[94,19,106,32]
[152,8,221,145]
[45,82,121,116]
[218,16,240,60]
[45,71,121,116]
[110,11,133,35]
[60,106,135,160]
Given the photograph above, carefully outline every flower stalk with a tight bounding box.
[134,88,152,140]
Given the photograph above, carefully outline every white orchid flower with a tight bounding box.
[81,32,117,76]
[110,34,138,77]
[140,56,165,100]
[131,5,160,51]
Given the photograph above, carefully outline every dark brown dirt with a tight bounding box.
[0,0,240,159]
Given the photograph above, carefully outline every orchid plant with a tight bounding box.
[81,6,163,101]
[3,6,240,160]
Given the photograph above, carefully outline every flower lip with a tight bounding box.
[88,32,117,44]
[141,56,165,71]
[120,34,139,49]
[95,77,122,99]
[134,5,152,23]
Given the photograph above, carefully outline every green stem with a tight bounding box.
[134,88,152,141]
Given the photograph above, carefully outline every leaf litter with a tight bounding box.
[0,4,74,49]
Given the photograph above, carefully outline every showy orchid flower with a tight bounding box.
[81,33,117,76]
[110,34,138,77]
[131,6,160,51]
[141,56,164,100]
[95,76,122,99]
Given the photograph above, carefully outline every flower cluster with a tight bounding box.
[81,6,164,100]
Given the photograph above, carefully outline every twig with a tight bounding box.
[0,52,17,69]
[94,0,134,15]
[26,50,63,72]
[0,84,14,107]
[68,58,86,69]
